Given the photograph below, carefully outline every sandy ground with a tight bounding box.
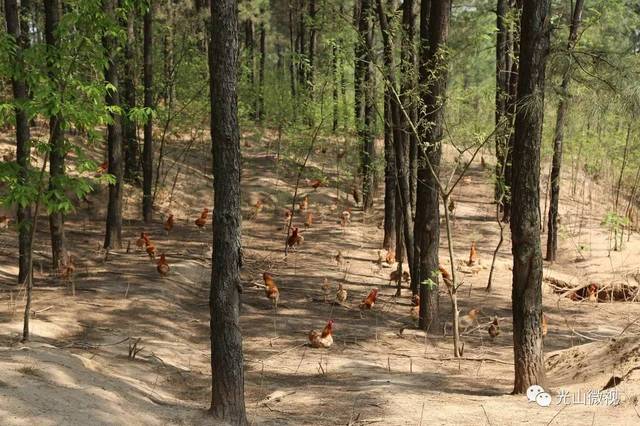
[1,128,639,425]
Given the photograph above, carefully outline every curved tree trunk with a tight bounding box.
[546,0,584,262]
[5,0,32,285]
[103,0,124,250]
[142,2,154,223]
[208,0,248,423]
[511,0,551,394]
[45,0,67,269]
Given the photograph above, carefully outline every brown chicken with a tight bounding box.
[136,232,149,250]
[587,284,598,302]
[359,288,379,310]
[321,278,331,301]
[263,272,280,306]
[334,250,344,267]
[410,305,420,322]
[351,185,361,205]
[411,294,420,306]
[439,264,452,286]
[157,253,170,276]
[336,283,348,303]
[195,208,209,229]
[308,320,335,348]
[97,160,108,174]
[340,209,351,227]
[488,316,500,339]
[299,195,309,211]
[385,249,396,264]
[251,200,264,219]
[287,227,304,248]
[467,241,478,266]
[389,270,410,284]
[59,255,75,281]
[459,308,480,332]
[542,313,548,337]
[0,216,10,230]
[145,239,157,259]
[307,178,323,190]
[304,211,313,229]
[164,214,175,234]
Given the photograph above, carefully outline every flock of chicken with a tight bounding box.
[133,208,210,278]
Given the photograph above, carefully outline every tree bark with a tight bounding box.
[383,92,396,251]
[376,0,416,292]
[308,0,316,88]
[142,2,154,223]
[103,0,124,250]
[297,0,306,86]
[288,0,297,97]
[163,0,175,106]
[257,17,266,121]
[546,0,585,261]
[122,9,138,182]
[401,0,417,213]
[332,44,339,132]
[5,0,32,285]
[245,19,256,118]
[511,0,551,394]
[502,0,522,223]
[44,0,66,269]
[356,0,376,211]
[208,0,248,423]
[495,0,509,203]
[415,0,448,331]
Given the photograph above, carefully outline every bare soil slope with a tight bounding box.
[1,129,639,425]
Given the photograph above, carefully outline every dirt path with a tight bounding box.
[1,132,639,425]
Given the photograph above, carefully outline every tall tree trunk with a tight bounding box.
[308,0,316,88]
[383,92,396,251]
[122,9,138,182]
[502,0,522,223]
[208,0,247,423]
[415,0,448,331]
[103,0,124,250]
[5,0,32,285]
[401,0,418,213]
[44,0,66,269]
[245,19,256,119]
[332,44,339,132]
[495,0,509,202]
[288,0,297,97]
[163,0,174,106]
[376,0,416,291]
[356,0,375,211]
[142,1,154,223]
[511,0,551,394]
[298,0,306,87]
[546,0,585,261]
[257,17,266,121]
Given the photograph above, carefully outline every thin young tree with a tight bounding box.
[511,0,551,393]
[546,0,585,261]
[495,0,509,202]
[142,0,153,223]
[103,0,124,250]
[401,0,417,211]
[355,0,376,211]
[4,0,32,285]
[44,0,67,269]
[122,9,138,181]
[208,0,248,423]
